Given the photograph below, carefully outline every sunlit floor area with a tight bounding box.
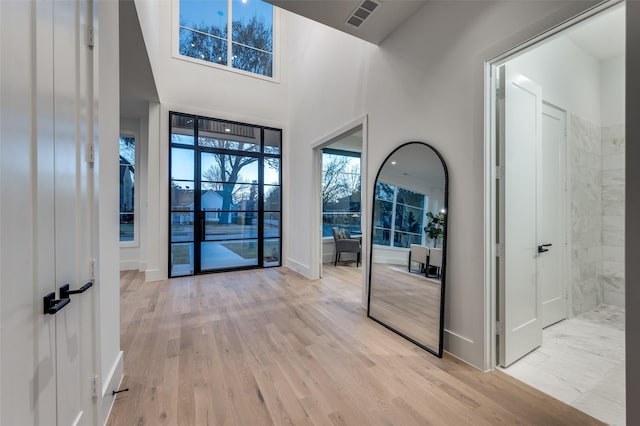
[110,267,602,425]
[502,304,625,425]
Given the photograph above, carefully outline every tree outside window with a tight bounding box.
[179,0,274,77]
[322,151,361,237]
[119,136,136,242]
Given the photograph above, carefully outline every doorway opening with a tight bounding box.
[487,2,625,424]
[311,118,368,303]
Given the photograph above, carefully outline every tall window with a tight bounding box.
[119,136,136,242]
[373,182,427,248]
[178,0,274,77]
[322,150,361,237]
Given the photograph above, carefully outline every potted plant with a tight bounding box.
[424,211,445,248]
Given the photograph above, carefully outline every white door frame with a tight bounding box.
[311,115,369,306]
[483,0,623,370]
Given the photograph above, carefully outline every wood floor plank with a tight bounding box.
[107,266,603,426]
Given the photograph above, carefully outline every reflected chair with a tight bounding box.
[428,248,443,278]
[409,244,429,273]
[331,227,361,266]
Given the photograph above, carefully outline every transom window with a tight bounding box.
[178,0,274,77]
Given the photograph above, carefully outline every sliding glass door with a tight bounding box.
[169,113,282,277]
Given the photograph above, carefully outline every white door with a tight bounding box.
[539,103,567,328]
[1,0,95,424]
[500,67,543,367]
[53,0,94,423]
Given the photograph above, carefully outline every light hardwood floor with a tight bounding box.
[370,263,441,351]
[108,266,603,425]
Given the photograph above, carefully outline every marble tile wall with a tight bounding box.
[601,124,625,307]
[570,114,603,315]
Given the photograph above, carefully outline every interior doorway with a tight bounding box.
[487,2,626,424]
[317,127,363,277]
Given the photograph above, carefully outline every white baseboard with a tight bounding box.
[119,260,139,271]
[443,329,485,370]
[101,350,124,426]
[145,268,166,282]
[286,258,312,278]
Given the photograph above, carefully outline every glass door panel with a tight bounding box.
[201,240,259,270]
[169,112,282,276]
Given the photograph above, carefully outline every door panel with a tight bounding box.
[1,0,94,424]
[199,150,260,272]
[500,68,543,367]
[1,1,58,423]
[53,0,89,423]
[540,103,567,328]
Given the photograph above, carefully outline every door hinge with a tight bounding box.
[495,165,505,180]
[91,375,99,398]
[88,26,95,48]
[496,87,505,100]
[496,243,505,258]
[89,259,96,280]
[86,143,95,164]
[496,321,505,336]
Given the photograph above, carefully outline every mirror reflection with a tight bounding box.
[368,142,448,357]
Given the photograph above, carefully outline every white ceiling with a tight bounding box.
[566,5,625,61]
[378,143,445,189]
[266,0,427,45]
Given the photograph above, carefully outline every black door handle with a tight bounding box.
[43,292,71,315]
[538,243,552,253]
[60,282,93,299]
[200,212,206,241]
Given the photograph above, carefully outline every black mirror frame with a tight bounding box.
[366,141,449,358]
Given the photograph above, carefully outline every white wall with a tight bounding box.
[286,1,600,369]
[285,13,373,276]
[601,54,625,126]
[96,0,124,422]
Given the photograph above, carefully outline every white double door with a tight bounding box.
[1,0,97,424]
[499,67,568,367]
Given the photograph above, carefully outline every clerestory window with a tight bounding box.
[177,0,275,78]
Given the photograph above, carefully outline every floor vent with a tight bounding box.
[346,0,380,28]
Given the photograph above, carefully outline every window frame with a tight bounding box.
[321,149,362,240]
[168,112,283,277]
[172,0,280,82]
[372,182,428,249]
[119,131,140,247]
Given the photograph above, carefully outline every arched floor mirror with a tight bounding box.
[367,141,449,357]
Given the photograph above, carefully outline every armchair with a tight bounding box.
[331,227,361,266]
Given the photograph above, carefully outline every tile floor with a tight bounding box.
[501,304,625,425]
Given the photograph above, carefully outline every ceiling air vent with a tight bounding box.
[346,0,380,28]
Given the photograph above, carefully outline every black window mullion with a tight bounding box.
[194,119,202,274]
[258,128,265,265]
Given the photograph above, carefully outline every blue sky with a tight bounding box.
[180,0,273,29]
